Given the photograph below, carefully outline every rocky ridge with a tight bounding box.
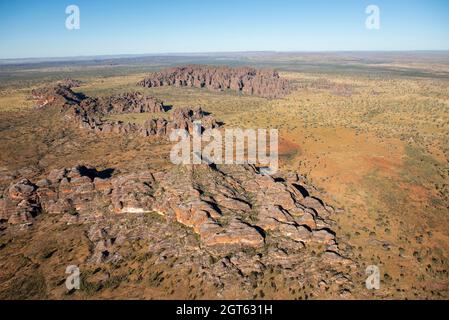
[0,163,355,298]
[138,65,291,99]
[0,163,344,257]
[32,85,220,138]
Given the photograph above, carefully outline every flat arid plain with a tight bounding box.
[0,52,448,299]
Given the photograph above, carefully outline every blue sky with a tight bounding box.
[0,0,448,59]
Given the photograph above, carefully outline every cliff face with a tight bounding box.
[138,65,291,99]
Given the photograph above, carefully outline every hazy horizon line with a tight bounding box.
[2,49,449,62]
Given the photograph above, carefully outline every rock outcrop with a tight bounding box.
[138,65,291,99]
[85,92,165,115]
[0,163,340,256]
[0,179,41,225]
[31,84,83,108]
[70,101,219,138]
[31,85,220,138]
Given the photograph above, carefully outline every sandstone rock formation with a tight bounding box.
[70,101,219,138]
[0,163,342,257]
[31,85,220,138]
[0,162,355,298]
[0,178,40,225]
[31,84,83,108]
[138,65,291,99]
[87,92,165,115]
